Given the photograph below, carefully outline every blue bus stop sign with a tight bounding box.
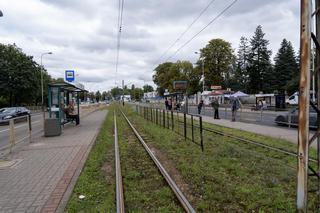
[65,70,75,82]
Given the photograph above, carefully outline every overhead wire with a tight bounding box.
[164,0,238,62]
[154,0,217,65]
[115,0,125,85]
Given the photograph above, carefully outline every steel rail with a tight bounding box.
[114,111,125,213]
[120,109,196,213]
[201,125,317,163]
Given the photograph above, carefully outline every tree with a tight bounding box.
[111,87,123,99]
[153,62,179,95]
[101,91,107,100]
[95,91,101,102]
[143,84,154,93]
[273,39,299,94]
[234,36,250,91]
[153,60,201,96]
[0,43,51,107]
[247,25,273,93]
[199,38,235,89]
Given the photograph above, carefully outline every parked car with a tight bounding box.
[275,107,318,128]
[0,107,31,125]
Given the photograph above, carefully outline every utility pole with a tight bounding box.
[297,0,320,211]
[316,0,320,209]
[297,0,311,211]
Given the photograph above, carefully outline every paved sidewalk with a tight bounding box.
[201,115,316,147]
[0,109,108,213]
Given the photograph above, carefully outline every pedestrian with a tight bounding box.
[198,100,204,114]
[168,98,172,110]
[165,98,169,110]
[211,98,220,119]
[231,98,241,122]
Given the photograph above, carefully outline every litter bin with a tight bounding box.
[44,118,61,137]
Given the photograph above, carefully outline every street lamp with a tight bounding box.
[195,51,205,92]
[40,52,53,123]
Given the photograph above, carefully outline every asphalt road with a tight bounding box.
[188,106,279,127]
[0,113,43,153]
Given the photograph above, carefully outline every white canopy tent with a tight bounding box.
[224,91,249,98]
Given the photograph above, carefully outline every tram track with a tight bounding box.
[113,109,196,212]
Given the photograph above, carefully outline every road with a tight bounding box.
[0,113,43,154]
[187,106,278,127]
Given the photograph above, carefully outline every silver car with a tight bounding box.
[275,107,318,128]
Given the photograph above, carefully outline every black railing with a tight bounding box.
[135,105,204,151]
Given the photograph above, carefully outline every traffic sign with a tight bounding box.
[65,70,75,82]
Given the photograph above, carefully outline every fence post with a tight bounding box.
[163,110,165,127]
[225,106,227,118]
[288,110,291,128]
[177,112,180,134]
[171,111,174,130]
[9,119,15,153]
[184,113,187,140]
[167,110,169,129]
[191,115,194,142]
[200,116,204,152]
[151,108,153,123]
[156,109,158,125]
[27,115,32,143]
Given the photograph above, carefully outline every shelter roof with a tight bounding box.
[48,81,87,92]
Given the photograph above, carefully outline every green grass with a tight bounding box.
[116,110,183,212]
[128,105,319,212]
[65,106,116,212]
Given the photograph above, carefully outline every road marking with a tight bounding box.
[0,120,40,133]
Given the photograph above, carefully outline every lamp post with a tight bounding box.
[40,52,52,124]
[195,52,205,92]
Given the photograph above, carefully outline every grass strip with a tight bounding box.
[65,107,116,212]
[125,105,318,212]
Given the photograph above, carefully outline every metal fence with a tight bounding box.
[135,105,204,151]
[0,115,33,156]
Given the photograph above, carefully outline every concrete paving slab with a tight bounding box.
[0,109,108,213]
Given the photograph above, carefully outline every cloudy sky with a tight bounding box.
[0,0,300,92]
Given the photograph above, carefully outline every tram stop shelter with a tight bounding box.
[44,82,87,137]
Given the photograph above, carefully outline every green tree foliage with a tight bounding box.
[272,39,299,94]
[111,87,123,98]
[199,38,235,88]
[0,43,51,107]
[153,60,201,96]
[153,62,177,94]
[143,84,154,93]
[95,90,101,102]
[234,36,250,91]
[247,25,273,93]
[132,88,144,100]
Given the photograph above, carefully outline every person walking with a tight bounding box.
[231,98,241,122]
[211,98,220,119]
[198,100,204,114]
[165,98,169,110]
[168,98,172,110]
